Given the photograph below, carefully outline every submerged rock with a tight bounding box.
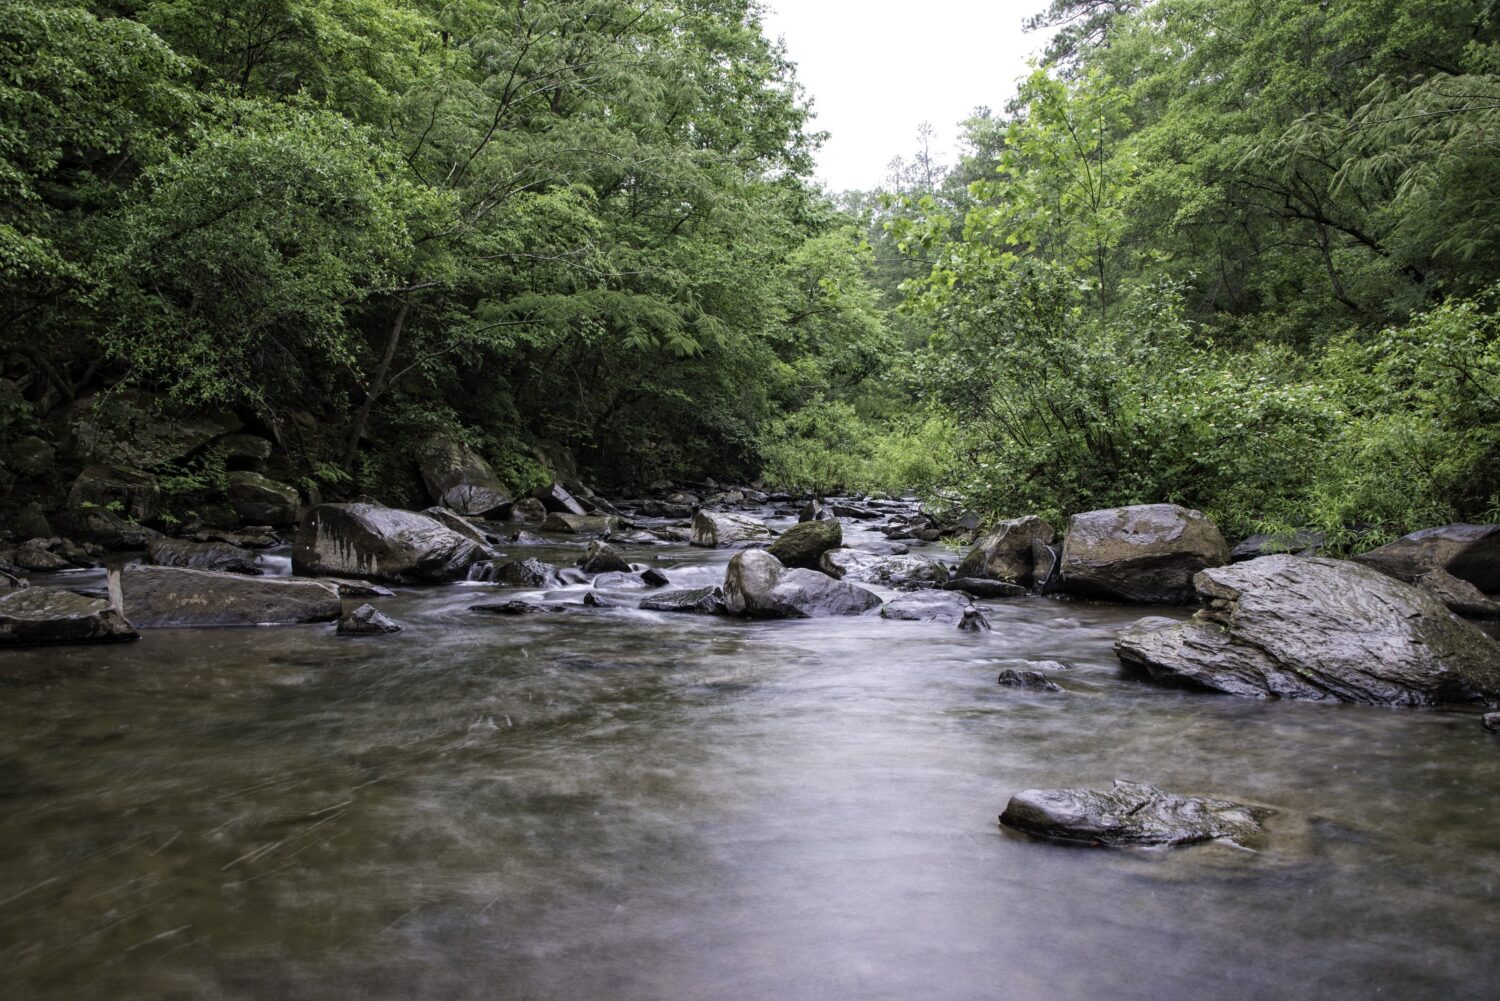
[1061,504,1229,604]
[724,550,881,619]
[147,537,262,575]
[118,565,341,627]
[0,586,138,647]
[1352,523,1500,592]
[767,519,842,570]
[691,510,773,548]
[292,503,484,583]
[1115,556,1500,706]
[337,603,401,635]
[1000,780,1271,847]
[639,586,728,615]
[957,515,1055,586]
[997,669,1063,692]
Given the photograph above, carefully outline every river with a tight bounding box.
[2,512,1497,1000]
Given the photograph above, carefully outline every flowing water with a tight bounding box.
[2,514,1498,1000]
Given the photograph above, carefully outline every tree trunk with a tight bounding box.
[342,298,410,472]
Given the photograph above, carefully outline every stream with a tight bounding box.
[2,511,1498,1000]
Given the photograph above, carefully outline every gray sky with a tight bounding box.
[761,1,1051,192]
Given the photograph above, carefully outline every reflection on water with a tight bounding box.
[1,525,1497,1000]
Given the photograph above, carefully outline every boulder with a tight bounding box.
[532,482,587,516]
[1414,568,1500,618]
[640,568,670,587]
[421,506,490,546]
[218,433,274,463]
[999,780,1271,847]
[798,498,832,523]
[1061,504,1229,604]
[578,541,632,575]
[9,435,55,478]
[639,586,728,615]
[52,507,161,551]
[820,549,950,588]
[418,437,512,516]
[723,550,882,619]
[188,528,279,549]
[317,578,395,598]
[467,557,562,587]
[541,512,623,535]
[9,542,72,572]
[997,669,1063,691]
[292,503,485,583]
[1115,556,1500,706]
[118,565,341,627]
[880,591,976,625]
[511,498,548,524]
[939,577,1030,599]
[147,537,262,575]
[691,510,773,548]
[227,471,301,526]
[66,464,160,522]
[959,607,992,631]
[12,502,51,541]
[767,519,842,570]
[1230,530,1325,562]
[956,516,1055,586]
[583,591,623,608]
[67,392,239,467]
[337,603,402,635]
[832,503,880,520]
[1352,523,1500,591]
[0,586,138,647]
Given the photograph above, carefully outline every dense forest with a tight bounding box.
[3,0,1498,548]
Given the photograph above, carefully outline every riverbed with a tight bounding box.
[2,515,1497,1000]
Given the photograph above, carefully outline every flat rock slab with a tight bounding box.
[0,587,139,647]
[639,586,728,615]
[119,565,341,627]
[821,549,950,588]
[1116,556,1500,706]
[1000,780,1271,847]
[881,590,976,625]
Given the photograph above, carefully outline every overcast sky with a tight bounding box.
[761,1,1052,192]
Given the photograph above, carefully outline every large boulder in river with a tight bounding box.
[723,550,882,619]
[66,464,160,522]
[767,519,841,570]
[1115,556,1500,706]
[1061,504,1229,604]
[956,516,1055,586]
[1000,780,1271,848]
[227,471,301,526]
[292,503,485,583]
[118,565,341,627]
[1352,523,1500,592]
[692,510,773,548]
[0,586,138,647]
[820,549,950,588]
[418,437,512,517]
[532,482,587,516]
[147,537,262,575]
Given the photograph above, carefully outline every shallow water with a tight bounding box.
[2,519,1498,1001]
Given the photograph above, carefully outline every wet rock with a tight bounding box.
[639,586,727,615]
[337,603,401,635]
[724,550,882,619]
[640,568,671,588]
[147,537,262,575]
[511,497,548,524]
[578,541,631,574]
[533,482,587,516]
[1000,658,1073,673]
[418,437,512,517]
[881,590,976,625]
[799,498,833,523]
[1230,530,1325,562]
[468,557,562,587]
[0,586,138,647]
[614,530,672,546]
[585,571,647,589]
[997,669,1063,692]
[1352,523,1500,592]
[1061,504,1230,604]
[959,607,992,631]
[52,507,161,551]
[999,780,1271,847]
[510,530,548,546]
[67,392,240,468]
[851,539,909,557]
[832,504,880,521]
[541,512,624,535]
[421,506,490,546]
[9,541,72,572]
[471,600,561,616]
[118,565,341,628]
[820,549,950,588]
[187,528,280,549]
[939,577,1030,599]
[1484,713,1500,734]
[583,591,622,608]
[691,510,773,548]
[292,503,485,583]
[1031,540,1062,595]
[1414,568,1500,618]
[227,471,301,526]
[957,516,1055,587]
[1115,556,1500,706]
[767,519,842,570]
[66,464,160,522]
[318,578,395,598]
